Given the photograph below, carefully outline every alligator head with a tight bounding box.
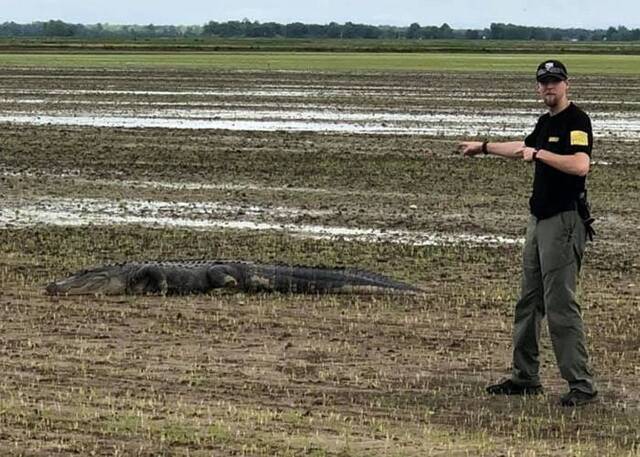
[46,265,128,296]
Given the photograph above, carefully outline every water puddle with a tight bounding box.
[2,88,640,107]
[0,197,523,247]
[2,86,639,137]
[0,112,529,136]
[1,109,638,138]
[1,197,332,220]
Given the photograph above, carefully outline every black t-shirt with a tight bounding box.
[524,102,593,219]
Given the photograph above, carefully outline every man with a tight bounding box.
[458,59,597,407]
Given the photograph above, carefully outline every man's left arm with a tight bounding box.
[517,112,592,176]
[519,148,590,176]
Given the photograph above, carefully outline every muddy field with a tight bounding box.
[1,67,639,456]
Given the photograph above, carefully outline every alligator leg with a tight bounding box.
[245,274,275,292]
[129,265,168,295]
[206,265,239,291]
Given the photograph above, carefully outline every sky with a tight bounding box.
[2,0,639,29]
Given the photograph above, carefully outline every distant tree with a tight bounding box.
[616,26,631,41]
[42,20,75,37]
[326,21,342,38]
[143,23,157,37]
[379,25,401,39]
[531,28,550,40]
[489,23,505,39]
[285,22,308,38]
[1,19,640,42]
[439,23,453,39]
[421,26,439,39]
[0,21,24,37]
[249,21,281,37]
[183,25,202,37]
[360,25,381,39]
[216,20,245,37]
[342,21,358,38]
[202,21,218,36]
[550,31,563,40]
[264,22,284,37]
[307,24,327,38]
[406,22,421,39]
[576,30,589,41]
[465,29,480,39]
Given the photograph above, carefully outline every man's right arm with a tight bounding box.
[458,141,526,159]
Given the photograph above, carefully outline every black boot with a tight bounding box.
[486,379,543,396]
[560,389,598,407]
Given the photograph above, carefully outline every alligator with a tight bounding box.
[45,260,422,296]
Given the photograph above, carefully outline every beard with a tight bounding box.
[543,93,559,107]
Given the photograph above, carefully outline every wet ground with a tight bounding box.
[1,67,639,455]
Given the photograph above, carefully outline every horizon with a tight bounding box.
[2,18,637,32]
[3,0,639,30]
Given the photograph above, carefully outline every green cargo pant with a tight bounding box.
[511,210,596,394]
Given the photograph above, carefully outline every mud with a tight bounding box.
[1,66,639,456]
[2,83,640,137]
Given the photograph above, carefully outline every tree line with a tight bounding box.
[0,21,201,38]
[1,19,639,41]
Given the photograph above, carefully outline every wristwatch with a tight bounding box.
[532,149,539,161]
[482,140,489,154]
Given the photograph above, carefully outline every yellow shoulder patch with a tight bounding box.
[570,130,589,147]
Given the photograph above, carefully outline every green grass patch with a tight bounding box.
[2,51,640,74]
[4,37,640,55]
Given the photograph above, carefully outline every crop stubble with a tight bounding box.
[0,67,639,456]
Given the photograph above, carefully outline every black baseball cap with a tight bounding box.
[536,59,568,82]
